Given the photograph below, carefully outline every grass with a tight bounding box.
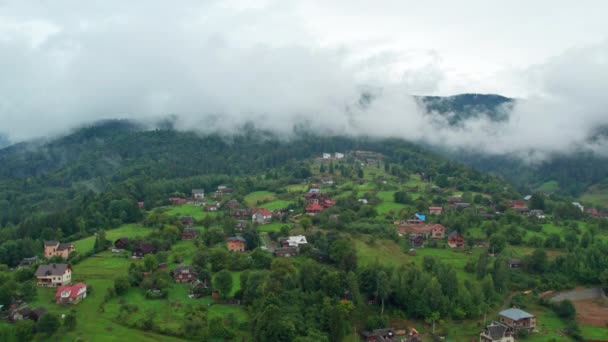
[256,222,286,233]
[260,200,293,210]
[244,191,276,207]
[537,180,560,193]
[73,224,151,254]
[286,184,308,193]
[580,182,608,208]
[164,204,218,220]
[375,202,407,215]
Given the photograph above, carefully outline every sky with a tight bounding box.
[0,0,607,158]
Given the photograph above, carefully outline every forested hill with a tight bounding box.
[0,120,502,232]
[417,93,513,125]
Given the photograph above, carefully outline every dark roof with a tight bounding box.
[174,265,196,274]
[57,243,73,251]
[275,247,298,256]
[447,231,461,238]
[44,240,59,246]
[32,307,48,317]
[509,258,522,264]
[227,236,246,242]
[35,264,70,276]
[484,321,510,339]
[134,243,156,254]
[192,189,205,194]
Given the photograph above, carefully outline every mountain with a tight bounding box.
[0,133,9,149]
[418,93,513,125]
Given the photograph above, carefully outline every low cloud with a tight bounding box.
[0,1,607,162]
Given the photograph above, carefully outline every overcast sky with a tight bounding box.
[1,0,607,158]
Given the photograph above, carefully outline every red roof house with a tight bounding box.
[447,231,465,248]
[306,202,324,215]
[55,283,87,305]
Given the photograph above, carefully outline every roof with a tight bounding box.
[44,240,59,247]
[55,283,86,299]
[306,202,324,211]
[254,208,272,216]
[192,189,205,194]
[447,231,462,238]
[415,213,426,221]
[275,247,298,255]
[36,264,70,277]
[499,308,534,321]
[227,236,246,243]
[429,206,443,210]
[484,321,510,339]
[174,265,195,274]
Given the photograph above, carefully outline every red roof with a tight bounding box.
[323,199,336,207]
[254,208,272,216]
[429,206,443,210]
[306,203,324,212]
[55,283,86,299]
[510,200,526,208]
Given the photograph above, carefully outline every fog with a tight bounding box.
[1,1,607,160]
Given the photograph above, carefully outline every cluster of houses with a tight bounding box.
[395,213,464,249]
[321,152,345,160]
[305,186,336,215]
[480,308,536,342]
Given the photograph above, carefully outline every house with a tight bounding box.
[410,235,424,248]
[407,214,426,224]
[358,198,369,204]
[454,202,471,210]
[321,177,334,185]
[448,196,464,205]
[498,308,536,332]
[408,248,417,256]
[169,197,188,205]
[44,241,75,259]
[306,202,324,215]
[55,283,87,305]
[132,243,156,258]
[226,199,241,209]
[235,220,248,232]
[508,258,523,269]
[480,321,514,342]
[275,247,299,257]
[587,208,607,218]
[233,208,253,219]
[281,235,308,248]
[524,195,532,201]
[137,201,145,208]
[322,153,331,159]
[227,237,246,252]
[114,237,130,250]
[430,224,446,238]
[173,265,197,283]
[18,256,39,268]
[35,264,72,287]
[9,307,48,322]
[360,328,396,342]
[429,206,443,215]
[509,200,528,213]
[204,205,218,212]
[181,216,194,226]
[215,186,234,197]
[181,227,198,240]
[447,231,465,248]
[304,192,334,207]
[528,210,545,219]
[335,152,345,159]
[252,208,273,224]
[192,189,205,203]
[397,223,445,239]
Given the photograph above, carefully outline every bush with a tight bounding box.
[553,299,576,320]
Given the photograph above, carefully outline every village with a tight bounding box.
[2,151,607,342]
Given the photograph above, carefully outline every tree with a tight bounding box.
[114,276,131,295]
[36,313,60,336]
[143,254,157,272]
[300,217,312,231]
[243,229,261,250]
[529,193,545,210]
[213,270,233,299]
[525,249,548,274]
[554,299,576,320]
[15,319,34,342]
[329,240,357,272]
[376,270,390,315]
[64,309,77,330]
[93,229,110,253]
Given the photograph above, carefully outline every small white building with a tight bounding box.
[572,202,585,212]
[334,152,345,159]
[322,153,331,159]
[285,235,308,247]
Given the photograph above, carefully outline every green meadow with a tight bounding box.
[73,224,151,254]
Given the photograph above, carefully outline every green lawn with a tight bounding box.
[377,191,395,202]
[244,191,276,207]
[286,184,308,193]
[73,224,151,254]
[260,200,293,211]
[164,204,218,220]
[580,182,608,208]
[375,202,407,215]
[537,180,560,193]
[256,222,286,233]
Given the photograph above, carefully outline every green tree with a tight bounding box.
[114,276,131,295]
[554,299,576,319]
[36,313,60,336]
[15,319,34,342]
[213,270,233,299]
[529,193,545,210]
[64,309,77,330]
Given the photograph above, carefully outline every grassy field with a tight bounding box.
[73,224,151,254]
[286,184,308,193]
[580,182,608,208]
[260,200,293,210]
[244,191,276,207]
[164,204,218,220]
[537,180,560,193]
[256,222,286,233]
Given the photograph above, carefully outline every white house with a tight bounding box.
[322,153,331,159]
[285,235,308,247]
[35,264,72,287]
[334,152,345,159]
[572,202,584,212]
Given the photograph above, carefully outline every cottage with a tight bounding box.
[360,328,395,342]
[35,264,72,287]
[233,208,252,219]
[498,308,536,332]
[252,208,273,224]
[528,210,545,219]
[406,214,426,224]
[587,208,608,218]
[429,206,443,215]
[173,265,197,283]
[335,152,345,159]
[572,202,584,212]
[226,199,241,209]
[480,321,514,342]
[114,237,130,250]
[398,223,446,239]
[306,202,324,215]
[137,201,145,208]
[18,256,39,267]
[235,220,248,232]
[410,235,424,248]
[304,192,334,207]
[275,247,299,257]
[181,216,194,226]
[227,237,246,252]
[322,153,331,159]
[44,241,75,259]
[447,231,465,248]
[192,189,205,201]
[10,307,47,322]
[55,283,87,305]
[281,235,308,248]
[181,227,198,240]
[169,197,188,205]
[132,243,156,258]
[448,196,464,205]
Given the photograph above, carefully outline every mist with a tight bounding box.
[1,1,607,161]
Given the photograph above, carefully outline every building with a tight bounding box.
[252,208,273,224]
[181,227,198,240]
[9,307,48,322]
[322,153,331,159]
[132,242,156,258]
[55,283,87,305]
[306,202,324,215]
[173,265,197,283]
[281,235,308,248]
[114,237,130,250]
[447,231,465,248]
[508,258,523,269]
[35,264,72,287]
[227,237,246,252]
[169,197,188,205]
[18,256,39,268]
[192,189,205,201]
[335,152,345,159]
[572,202,585,212]
[44,241,75,259]
[498,308,536,332]
[429,206,443,215]
[360,328,396,342]
[480,321,514,342]
[275,247,299,257]
[397,223,445,239]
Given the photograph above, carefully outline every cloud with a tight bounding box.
[0,1,607,163]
